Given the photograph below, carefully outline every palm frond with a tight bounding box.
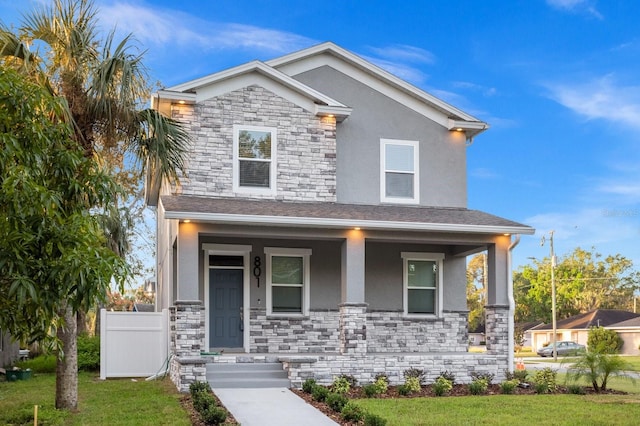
[133,108,191,188]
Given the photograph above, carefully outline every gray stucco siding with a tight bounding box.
[197,236,342,310]
[292,66,467,208]
[365,242,467,311]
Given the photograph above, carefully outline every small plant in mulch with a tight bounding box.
[468,378,489,395]
[326,392,349,412]
[302,378,317,394]
[432,377,453,396]
[331,376,352,394]
[188,381,230,425]
[533,367,558,394]
[499,379,519,395]
[341,401,365,422]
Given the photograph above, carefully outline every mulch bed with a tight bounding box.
[291,384,627,426]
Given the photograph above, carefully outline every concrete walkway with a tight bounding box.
[213,387,339,426]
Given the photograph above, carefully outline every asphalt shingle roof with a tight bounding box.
[536,309,640,330]
[161,196,532,231]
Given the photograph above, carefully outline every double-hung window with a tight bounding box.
[381,139,419,204]
[265,247,311,316]
[233,125,277,195]
[402,252,444,316]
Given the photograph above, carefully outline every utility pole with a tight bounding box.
[542,231,558,361]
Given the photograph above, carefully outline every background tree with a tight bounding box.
[514,247,640,324]
[0,0,190,409]
[466,253,487,332]
[587,326,623,354]
[0,67,127,408]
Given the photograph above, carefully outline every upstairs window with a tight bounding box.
[402,252,444,316]
[380,139,419,204]
[233,125,277,195]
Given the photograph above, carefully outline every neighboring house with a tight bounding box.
[515,321,544,349]
[468,324,485,346]
[607,316,640,355]
[530,309,640,353]
[0,329,19,367]
[148,42,534,390]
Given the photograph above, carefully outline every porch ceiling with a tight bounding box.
[161,196,534,236]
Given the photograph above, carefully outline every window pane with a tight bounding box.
[239,160,270,187]
[239,130,271,159]
[272,286,302,313]
[386,144,414,172]
[386,172,414,198]
[408,288,435,314]
[408,260,436,288]
[209,255,244,267]
[272,256,303,284]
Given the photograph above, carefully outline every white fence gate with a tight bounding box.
[100,309,169,379]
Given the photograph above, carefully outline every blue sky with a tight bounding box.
[2,0,640,270]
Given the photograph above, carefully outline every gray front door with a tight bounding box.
[209,269,243,349]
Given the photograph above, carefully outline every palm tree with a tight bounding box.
[0,0,190,409]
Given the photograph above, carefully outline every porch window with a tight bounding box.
[402,252,444,316]
[381,139,419,204]
[233,125,277,195]
[265,247,311,315]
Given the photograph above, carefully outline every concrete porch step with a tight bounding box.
[207,362,291,388]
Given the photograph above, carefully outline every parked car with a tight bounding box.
[537,341,585,357]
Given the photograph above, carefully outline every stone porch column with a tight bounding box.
[169,300,206,392]
[485,305,509,354]
[339,303,368,356]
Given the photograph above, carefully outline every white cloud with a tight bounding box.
[452,81,497,97]
[362,55,429,85]
[367,44,436,65]
[543,74,640,129]
[98,2,316,54]
[546,0,603,19]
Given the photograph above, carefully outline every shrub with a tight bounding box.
[437,370,456,384]
[331,376,351,394]
[468,378,488,395]
[567,351,634,392]
[326,392,349,412]
[500,379,519,394]
[397,384,411,396]
[533,367,557,393]
[373,374,389,394]
[432,377,453,396]
[338,374,358,387]
[201,406,227,425]
[403,368,425,385]
[568,384,586,395]
[506,369,528,383]
[363,383,380,398]
[192,391,216,413]
[588,326,623,354]
[190,381,212,395]
[404,376,422,393]
[15,355,56,373]
[470,371,494,385]
[312,385,330,402]
[341,402,365,422]
[302,378,317,394]
[77,334,100,371]
[364,412,388,426]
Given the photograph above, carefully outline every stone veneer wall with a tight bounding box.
[249,308,340,353]
[485,305,509,354]
[169,301,207,393]
[281,352,508,388]
[367,311,468,353]
[171,85,337,202]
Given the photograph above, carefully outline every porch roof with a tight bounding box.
[161,196,534,235]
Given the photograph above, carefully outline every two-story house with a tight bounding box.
[148,42,534,391]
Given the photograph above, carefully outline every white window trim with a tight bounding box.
[202,243,252,353]
[265,247,311,316]
[380,138,419,204]
[233,124,277,195]
[401,252,444,317]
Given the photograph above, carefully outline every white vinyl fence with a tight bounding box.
[100,309,169,379]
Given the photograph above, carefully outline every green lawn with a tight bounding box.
[0,372,191,425]
[356,394,640,426]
